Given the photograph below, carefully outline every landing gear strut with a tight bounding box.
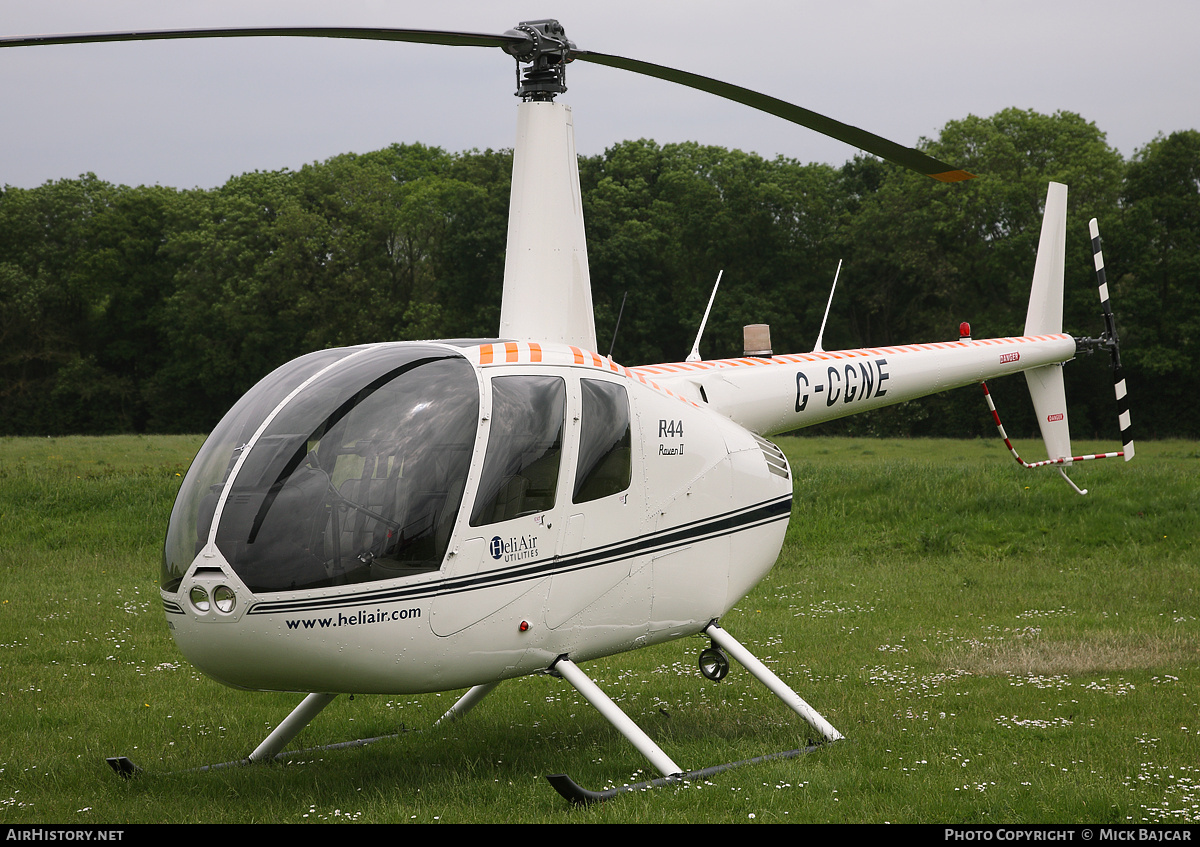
[544,621,842,804]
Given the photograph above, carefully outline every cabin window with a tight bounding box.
[470,375,566,526]
[573,379,632,503]
[161,346,362,592]
[171,345,480,594]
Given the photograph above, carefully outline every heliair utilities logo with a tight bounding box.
[490,534,539,562]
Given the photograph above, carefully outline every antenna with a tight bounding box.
[607,291,627,359]
[812,260,841,353]
[686,270,723,362]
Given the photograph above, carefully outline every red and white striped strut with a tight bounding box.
[980,381,1125,495]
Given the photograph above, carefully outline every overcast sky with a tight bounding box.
[3,0,1198,190]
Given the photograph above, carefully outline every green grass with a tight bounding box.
[0,434,1196,824]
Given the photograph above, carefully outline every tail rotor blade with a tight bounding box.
[1089,218,1134,461]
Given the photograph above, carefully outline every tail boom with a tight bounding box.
[634,333,1077,438]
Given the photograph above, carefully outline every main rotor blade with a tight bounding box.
[1,25,974,181]
[0,26,523,51]
[572,50,974,182]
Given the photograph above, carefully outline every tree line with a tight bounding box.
[1,108,1197,439]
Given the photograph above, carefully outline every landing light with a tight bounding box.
[213,585,236,614]
[699,646,730,681]
[189,586,210,613]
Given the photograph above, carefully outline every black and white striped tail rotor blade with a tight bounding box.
[1089,218,1134,461]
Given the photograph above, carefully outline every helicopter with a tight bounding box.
[1,20,1133,804]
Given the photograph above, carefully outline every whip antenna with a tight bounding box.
[687,270,723,362]
[607,291,627,359]
[813,260,842,353]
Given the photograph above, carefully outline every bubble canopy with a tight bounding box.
[162,344,480,594]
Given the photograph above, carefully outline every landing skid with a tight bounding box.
[546,744,827,805]
[108,623,841,803]
[106,724,410,778]
[106,691,411,778]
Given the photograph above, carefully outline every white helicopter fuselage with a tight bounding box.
[164,339,794,695]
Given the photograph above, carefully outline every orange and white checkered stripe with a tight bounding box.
[628,334,1073,378]
[464,342,700,408]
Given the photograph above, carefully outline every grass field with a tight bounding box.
[0,434,1196,824]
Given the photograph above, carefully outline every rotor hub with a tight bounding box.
[502,19,575,101]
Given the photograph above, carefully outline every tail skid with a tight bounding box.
[981,381,1127,495]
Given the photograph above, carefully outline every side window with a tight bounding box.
[574,379,632,504]
[470,375,566,526]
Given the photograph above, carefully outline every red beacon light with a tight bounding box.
[959,322,971,341]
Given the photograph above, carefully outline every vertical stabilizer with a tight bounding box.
[500,101,597,350]
[1024,182,1068,337]
[1024,363,1072,461]
[1023,183,1071,462]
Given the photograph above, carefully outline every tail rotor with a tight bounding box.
[1087,218,1135,461]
